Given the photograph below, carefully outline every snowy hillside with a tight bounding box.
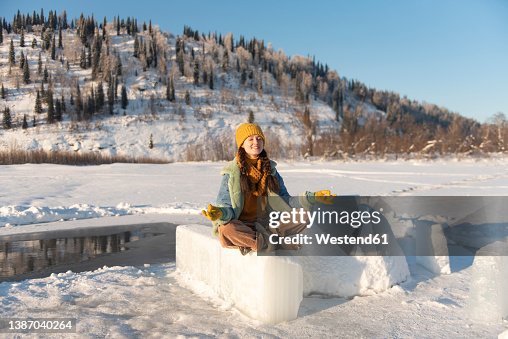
[2,11,503,163]
[0,22,342,162]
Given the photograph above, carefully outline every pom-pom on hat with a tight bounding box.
[235,123,265,149]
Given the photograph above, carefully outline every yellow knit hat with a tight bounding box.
[235,123,266,149]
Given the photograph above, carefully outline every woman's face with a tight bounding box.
[242,135,264,159]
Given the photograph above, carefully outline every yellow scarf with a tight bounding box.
[241,157,269,196]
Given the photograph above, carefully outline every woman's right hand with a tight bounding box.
[201,204,223,221]
[314,190,336,204]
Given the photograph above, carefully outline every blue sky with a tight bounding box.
[1,0,506,122]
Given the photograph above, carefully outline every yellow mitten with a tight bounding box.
[314,190,336,204]
[201,204,223,221]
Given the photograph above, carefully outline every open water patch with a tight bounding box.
[0,223,176,282]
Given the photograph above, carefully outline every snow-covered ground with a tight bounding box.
[1,158,508,337]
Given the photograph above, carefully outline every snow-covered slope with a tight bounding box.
[0,28,341,161]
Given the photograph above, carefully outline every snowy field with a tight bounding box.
[1,158,508,337]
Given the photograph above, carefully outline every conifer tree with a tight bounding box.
[167,76,175,102]
[32,37,37,48]
[19,50,25,69]
[193,61,200,86]
[86,45,92,68]
[1,83,5,99]
[102,17,107,40]
[133,36,139,58]
[62,10,68,29]
[185,90,191,105]
[130,19,137,36]
[151,40,157,68]
[248,110,255,123]
[51,35,56,60]
[61,93,66,112]
[126,17,131,35]
[34,90,42,113]
[92,43,100,79]
[167,80,171,101]
[332,88,343,121]
[114,76,118,99]
[43,66,48,83]
[116,16,120,35]
[80,48,87,69]
[38,52,42,75]
[90,85,96,114]
[303,106,311,129]
[0,24,3,44]
[22,114,28,129]
[40,80,45,97]
[76,83,83,119]
[107,79,114,114]
[121,85,128,109]
[97,82,105,110]
[116,56,122,76]
[46,90,55,123]
[177,50,184,75]
[3,106,12,129]
[89,92,96,115]
[55,98,62,121]
[32,115,36,127]
[58,26,63,48]
[9,39,15,65]
[149,133,153,149]
[83,96,90,120]
[209,69,214,90]
[203,70,208,86]
[20,29,25,47]
[241,69,247,85]
[23,56,30,84]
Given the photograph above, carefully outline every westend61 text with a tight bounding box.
[268,233,389,246]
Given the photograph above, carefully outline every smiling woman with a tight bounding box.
[201,123,335,255]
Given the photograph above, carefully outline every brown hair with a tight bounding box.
[237,148,280,195]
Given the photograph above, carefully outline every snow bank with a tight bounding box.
[290,256,410,297]
[416,223,451,274]
[499,329,508,339]
[416,256,451,275]
[176,224,303,324]
[468,242,508,322]
[0,202,202,228]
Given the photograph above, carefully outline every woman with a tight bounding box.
[202,123,334,254]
